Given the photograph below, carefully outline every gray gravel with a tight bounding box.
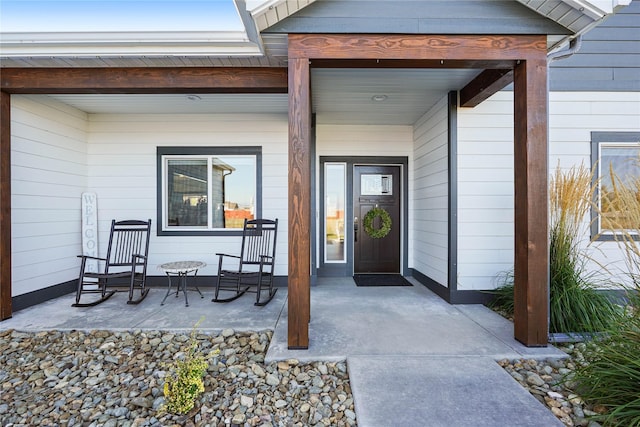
[2,326,602,427]
[0,329,355,427]
[499,343,604,427]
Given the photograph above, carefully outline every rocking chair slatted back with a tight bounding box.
[106,220,151,269]
[241,219,277,267]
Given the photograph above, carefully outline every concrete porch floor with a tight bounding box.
[1,277,566,426]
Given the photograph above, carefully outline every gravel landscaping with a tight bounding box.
[1,326,605,427]
[499,343,605,427]
[0,329,355,427]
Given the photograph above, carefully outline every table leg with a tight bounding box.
[181,272,189,306]
[193,270,204,299]
[161,273,173,306]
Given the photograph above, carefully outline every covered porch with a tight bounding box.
[1,32,550,349]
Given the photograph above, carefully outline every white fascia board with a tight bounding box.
[0,31,263,57]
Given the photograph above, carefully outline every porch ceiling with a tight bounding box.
[46,67,480,126]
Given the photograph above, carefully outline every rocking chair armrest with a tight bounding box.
[215,253,241,260]
[77,255,107,262]
[259,255,274,263]
[131,254,147,261]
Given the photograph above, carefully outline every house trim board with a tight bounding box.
[0,91,11,320]
[448,91,459,295]
[590,131,640,241]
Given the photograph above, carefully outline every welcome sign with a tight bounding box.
[81,192,98,273]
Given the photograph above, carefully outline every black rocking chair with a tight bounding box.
[73,219,151,307]
[213,218,278,306]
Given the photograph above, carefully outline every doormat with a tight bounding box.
[353,274,412,287]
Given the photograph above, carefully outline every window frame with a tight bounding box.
[156,146,262,236]
[591,132,640,241]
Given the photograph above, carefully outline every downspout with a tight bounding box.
[545,35,582,343]
[548,35,583,62]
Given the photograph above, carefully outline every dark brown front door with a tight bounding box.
[354,165,401,273]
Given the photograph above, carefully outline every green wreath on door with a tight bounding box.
[363,206,392,239]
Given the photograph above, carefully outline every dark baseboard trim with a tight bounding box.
[11,280,76,313]
[9,275,289,316]
[409,268,492,305]
[449,290,494,305]
[411,269,450,301]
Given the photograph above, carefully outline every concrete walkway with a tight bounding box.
[1,277,565,426]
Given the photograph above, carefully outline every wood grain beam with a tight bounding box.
[460,69,514,107]
[1,67,288,94]
[0,91,12,320]
[289,34,547,61]
[310,59,517,69]
[288,57,311,350]
[513,58,549,347]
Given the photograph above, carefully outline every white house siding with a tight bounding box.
[457,90,640,291]
[87,113,289,277]
[315,124,414,268]
[411,96,449,287]
[11,95,89,296]
[549,91,640,285]
[457,92,514,291]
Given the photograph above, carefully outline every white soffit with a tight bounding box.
[0,1,263,58]
[247,0,318,32]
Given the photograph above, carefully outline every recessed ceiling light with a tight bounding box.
[371,94,388,102]
[186,95,202,101]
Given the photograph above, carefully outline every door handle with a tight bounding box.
[354,216,358,242]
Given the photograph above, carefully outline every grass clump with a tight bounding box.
[570,296,640,427]
[567,159,640,426]
[489,163,622,334]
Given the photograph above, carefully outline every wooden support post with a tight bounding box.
[513,58,549,346]
[288,56,311,349]
[0,91,12,320]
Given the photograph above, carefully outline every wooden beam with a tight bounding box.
[289,34,547,61]
[513,57,549,347]
[288,57,311,349]
[310,59,517,69]
[0,91,11,320]
[1,67,288,94]
[460,69,514,107]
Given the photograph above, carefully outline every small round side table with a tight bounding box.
[159,261,205,307]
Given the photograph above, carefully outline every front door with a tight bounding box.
[354,165,401,273]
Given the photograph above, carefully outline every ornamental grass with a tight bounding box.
[570,294,640,427]
[489,163,621,334]
[568,160,640,427]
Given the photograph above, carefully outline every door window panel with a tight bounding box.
[325,163,346,262]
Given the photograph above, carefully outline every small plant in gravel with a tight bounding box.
[162,320,219,415]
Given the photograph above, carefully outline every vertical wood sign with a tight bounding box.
[81,192,98,273]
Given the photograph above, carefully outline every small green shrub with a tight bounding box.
[571,295,640,427]
[162,322,218,415]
